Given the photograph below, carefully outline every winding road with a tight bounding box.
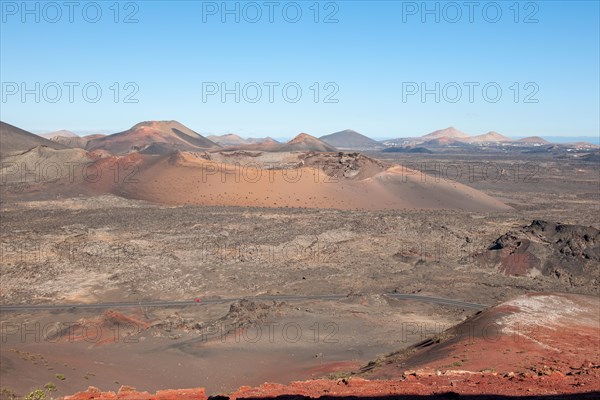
[0,293,487,312]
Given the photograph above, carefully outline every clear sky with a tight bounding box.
[1,0,599,140]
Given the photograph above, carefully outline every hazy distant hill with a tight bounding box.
[40,129,79,139]
[246,137,279,145]
[320,129,381,149]
[422,127,469,140]
[466,131,513,143]
[207,133,248,146]
[517,136,550,145]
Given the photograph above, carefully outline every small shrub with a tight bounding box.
[25,389,46,400]
[44,382,56,391]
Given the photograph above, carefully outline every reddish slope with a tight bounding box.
[2,149,511,211]
[65,374,600,400]
[93,151,510,211]
[359,293,599,379]
[65,292,600,400]
[86,121,220,154]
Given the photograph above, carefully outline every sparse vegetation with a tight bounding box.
[22,383,57,400]
[43,383,56,392]
[326,371,352,380]
[0,387,20,400]
[24,389,46,400]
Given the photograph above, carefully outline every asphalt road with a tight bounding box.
[0,293,486,312]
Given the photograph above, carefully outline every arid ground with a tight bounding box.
[1,148,598,398]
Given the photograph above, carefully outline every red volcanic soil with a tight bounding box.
[86,121,220,154]
[64,293,599,399]
[56,310,153,347]
[471,220,599,283]
[0,144,510,212]
[64,370,600,399]
[91,151,510,211]
[360,293,599,378]
[65,387,207,400]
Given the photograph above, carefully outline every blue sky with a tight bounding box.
[1,0,599,140]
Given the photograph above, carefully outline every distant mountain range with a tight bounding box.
[314,126,596,150]
[1,120,513,212]
[22,122,599,153]
[24,121,339,154]
[379,127,598,150]
[514,136,600,145]
[207,133,279,147]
